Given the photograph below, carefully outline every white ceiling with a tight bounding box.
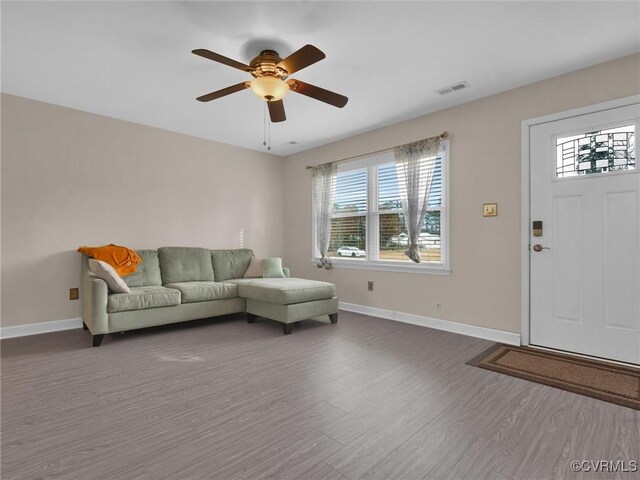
[2,1,639,156]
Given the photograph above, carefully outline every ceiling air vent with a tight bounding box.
[436,81,470,95]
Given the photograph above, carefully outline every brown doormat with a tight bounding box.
[468,344,640,410]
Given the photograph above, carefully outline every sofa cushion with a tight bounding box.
[226,278,256,286]
[164,282,238,303]
[210,249,254,281]
[237,278,336,305]
[124,250,162,287]
[107,286,181,313]
[158,247,215,284]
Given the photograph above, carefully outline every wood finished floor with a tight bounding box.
[1,311,638,480]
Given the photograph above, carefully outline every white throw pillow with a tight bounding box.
[88,259,131,293]
[244,256,264,278]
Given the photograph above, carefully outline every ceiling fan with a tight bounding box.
[192,44,348,123]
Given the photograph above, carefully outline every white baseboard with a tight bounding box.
[1,306,521,345]
[1,317,83,339]
[339,302,521,346]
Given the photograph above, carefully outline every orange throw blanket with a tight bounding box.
[77,244,141,276]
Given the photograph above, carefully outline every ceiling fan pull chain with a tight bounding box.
[263,103,267,148]
[267,108,271,151]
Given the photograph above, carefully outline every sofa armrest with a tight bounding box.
[81,272,109,334]
[283,267,291,278]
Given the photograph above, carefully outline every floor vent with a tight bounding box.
[436,81,470,95]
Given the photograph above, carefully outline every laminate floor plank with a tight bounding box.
[480,386,595,480]
[142,402,345,479]
[224,430,342,480]
[320,370,436,445]
[420,435,508,480]
[319,339,487,447]
[270,460,348,480]
[534,393,640,480]
[359,372,530,480]
[2,311,637,480]
[324,379,470,478]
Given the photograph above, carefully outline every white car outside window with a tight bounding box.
[336,246,366,257]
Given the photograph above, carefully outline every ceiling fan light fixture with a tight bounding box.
[192,45,348,123]
[250,76,289,101]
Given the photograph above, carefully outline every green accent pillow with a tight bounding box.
[262,257,285,278]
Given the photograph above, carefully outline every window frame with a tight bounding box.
[311,140,451,275]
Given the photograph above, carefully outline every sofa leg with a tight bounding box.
[329,313,338,324]
[246,313,257,324]
[82,322,88,331]
[283,323,293,335]
[92,335,105,347]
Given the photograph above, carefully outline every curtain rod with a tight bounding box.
[305,131,448,169]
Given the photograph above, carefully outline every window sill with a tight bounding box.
[310,259,451,275]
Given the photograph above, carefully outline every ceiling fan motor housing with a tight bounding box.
[250,50,288,79]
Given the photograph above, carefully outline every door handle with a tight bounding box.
[532,244,550,252]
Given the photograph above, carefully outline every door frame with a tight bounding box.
[520,94,640,346]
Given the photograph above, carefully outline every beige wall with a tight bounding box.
[2,53,638,332]
[1,94,284,327]
[283,53,640,334]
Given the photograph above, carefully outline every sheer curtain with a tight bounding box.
[311,162,337,269]
[394,136,441,263]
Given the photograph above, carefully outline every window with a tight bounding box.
[314,141,449,273]
[329,168,367,257]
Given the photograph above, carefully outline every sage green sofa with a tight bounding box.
[81,247,338,346]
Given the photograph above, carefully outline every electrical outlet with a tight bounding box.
[69,288,79,300]
[368,281,374,292]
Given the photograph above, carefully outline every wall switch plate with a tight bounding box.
[69,288,79,300]
[483,203,498,217]
[368,281,374,292]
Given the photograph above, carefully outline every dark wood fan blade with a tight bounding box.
[268,100,286,123]
[192,49,251,72]
[196,82,249,102]
[277,45,325,75]
[288,80,348,108]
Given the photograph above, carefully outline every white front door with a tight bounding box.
[529,103,640,365]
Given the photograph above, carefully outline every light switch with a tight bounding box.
[483,203,498,217]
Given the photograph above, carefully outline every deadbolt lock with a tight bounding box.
[532,220,543,237]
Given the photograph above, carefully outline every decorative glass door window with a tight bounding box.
[556,125,636,178]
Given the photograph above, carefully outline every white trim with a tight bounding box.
[441,139,451,270]
[313,260,451,275]
[520,94,640,348]
[522,95,640,128]
[339,302,521,346]
[521,115,531,346]
[1,317,82,339]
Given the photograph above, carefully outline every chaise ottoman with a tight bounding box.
[234,278,338,334]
